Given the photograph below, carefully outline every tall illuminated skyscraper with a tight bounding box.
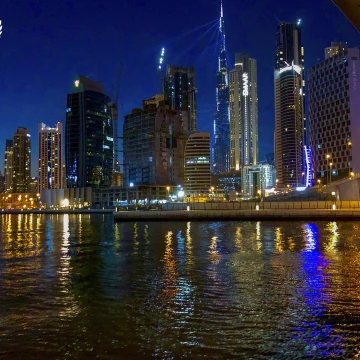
[38,122,63,191]
[229,53,258,171]
[213,0,230,174]
[4,139,13,192]
[274,21,306,187]
[164,65,196,132]
[65,75,113,188]
[12,127,31,193]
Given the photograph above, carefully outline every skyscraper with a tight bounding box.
[65,75,113,188]
[123,96,187,186]
[164,65,196,132]
[12,127,31,193]
[213,1,230,174]
[274,21,305,187]
[308,46,360,182]
[4,139,13,193]
[38,122,63,192]
[229,53,258,171]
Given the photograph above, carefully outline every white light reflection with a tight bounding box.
[303,224,317,252]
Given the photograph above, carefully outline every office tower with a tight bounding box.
[65,75,113,188]
[184,132,211,196]
[4,140,13,192]
[0,171,4,193]
[274,21,305,187]
[229,53,258,171]
[164,65,196,132]
[38,122,63,191]
[308,46,360,182]
[325,41,347,59]
[12,127,31,193]
[213,1,230,174]
[123,95,187,186]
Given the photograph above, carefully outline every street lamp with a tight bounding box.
[348,141,352,177]
[166,186,170,201]
[329,162,333,184]
[326,154,331,184]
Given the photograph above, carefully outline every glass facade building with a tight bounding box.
[164,65,196,132]
[65,76,113,188]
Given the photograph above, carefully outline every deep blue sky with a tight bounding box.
[0,0,358,176]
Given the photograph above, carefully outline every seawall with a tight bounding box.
[113,209,360,222]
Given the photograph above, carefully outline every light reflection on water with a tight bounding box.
[0,215,360,358]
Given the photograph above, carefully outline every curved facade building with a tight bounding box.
[184,133,211,196]
[274,22,305,187]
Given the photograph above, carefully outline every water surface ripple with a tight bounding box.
[0,214,360,359]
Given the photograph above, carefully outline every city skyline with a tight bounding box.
[0,0,359,176]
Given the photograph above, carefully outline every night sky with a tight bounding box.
[0,0,358,176]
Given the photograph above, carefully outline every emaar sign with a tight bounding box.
[242,72,248,96]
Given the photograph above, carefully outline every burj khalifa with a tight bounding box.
[212,0,230,174]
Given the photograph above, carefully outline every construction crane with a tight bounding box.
[110,64,122,174]
[157,47,165,94]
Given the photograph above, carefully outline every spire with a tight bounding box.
[220,0,225,50]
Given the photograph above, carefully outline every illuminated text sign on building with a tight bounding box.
[242,73,248,96]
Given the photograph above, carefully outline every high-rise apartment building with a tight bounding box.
[308,46,360,182]
[325,41,347,59]
[123,96,187,186]
[65,75,113,188]
[38,122,63,191]
[229,53,258,171]
[164,65,196,132]
[213,1,230,174]
[4,139,13,192]
[184,132,211,196]
[12,127,31,193]
[274,21,306,187]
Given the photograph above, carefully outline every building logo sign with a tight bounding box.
[242,72,248,96]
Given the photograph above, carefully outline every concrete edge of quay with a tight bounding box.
[0,209,114,215]
[113,209,360,222]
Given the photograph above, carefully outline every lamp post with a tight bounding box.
[326,154,331,184]
[348,141,352,177]
[329,162,333,184]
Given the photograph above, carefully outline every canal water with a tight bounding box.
[0,214,360,359]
